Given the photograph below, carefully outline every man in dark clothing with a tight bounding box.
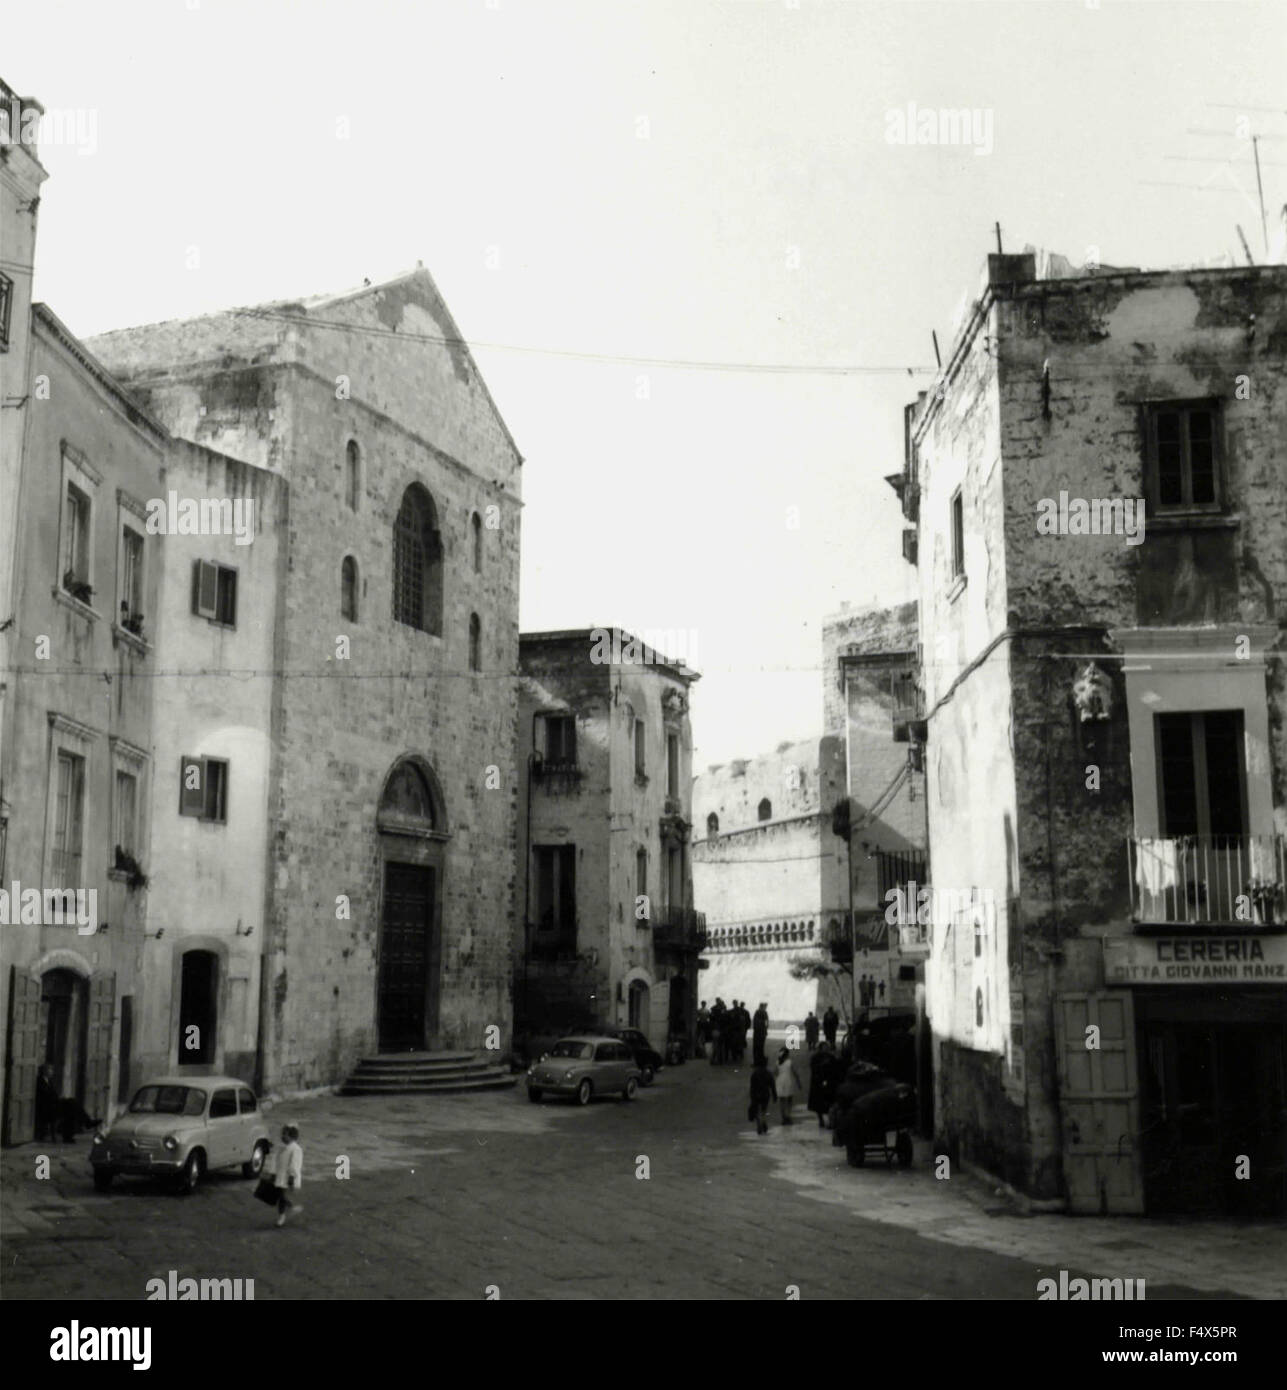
[732,1002,748,1064]
[822,1005,839,1047]
[807,1043,840,1128]
[710,999,727,1065]
[752,1002,769,1068]
[35,1064,59,1143]
[804,1011,820,1050]
[748,1057,777,1135]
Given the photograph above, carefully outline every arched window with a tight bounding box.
[381,760,436,828]
[393,484,443,634]
[346,441,361,511]
[471,511,483,573]
[706,812,719,836]
[341,556,358,621]
[757,798,772,822]
[468,612,481,672]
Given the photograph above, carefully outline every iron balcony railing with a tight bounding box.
[1128,834,1286,928]
[651,905,707,951]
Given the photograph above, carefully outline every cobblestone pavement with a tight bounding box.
[3,1058,1283,1301]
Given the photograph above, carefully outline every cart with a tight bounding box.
[833,1073,917,1169]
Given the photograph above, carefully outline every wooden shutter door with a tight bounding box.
[86,972,116,1124]
[4,967,42,1144]
[1055,991,1144,1214]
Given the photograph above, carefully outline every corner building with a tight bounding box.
[893,252,1287,1216]
[89,269,522,1088]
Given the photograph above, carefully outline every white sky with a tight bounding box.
[6,0,1284,769]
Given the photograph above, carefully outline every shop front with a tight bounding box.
[1104,935,1287,1218]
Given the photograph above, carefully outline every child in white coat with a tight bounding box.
[273,1124,303,1227]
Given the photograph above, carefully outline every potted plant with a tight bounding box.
[113,845,149,891]
[63,569,93,605]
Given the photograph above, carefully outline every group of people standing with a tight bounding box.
[698,998,772,1067]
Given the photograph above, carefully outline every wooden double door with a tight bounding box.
[377,863,438,1052]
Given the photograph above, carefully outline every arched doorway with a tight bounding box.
[41,968,86,1103]
[628,979,650,1032]
[376,757,448,1052]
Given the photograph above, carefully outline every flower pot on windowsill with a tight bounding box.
[113,845,149,891]
[122,612,145,637]
[63,571,94,605]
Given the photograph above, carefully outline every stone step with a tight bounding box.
[339,1050,517,1096]
[339,1074,517,1096]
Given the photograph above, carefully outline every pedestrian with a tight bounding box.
[732,1000,748,1064]
[878,980,886,1003]
[748,1055,776,1135]
[804,1011,820,1050]
[272,1123,303,1227]
[807,1042,839,1128]
[752,1002,769,1067]
[710,998,727,1065]
[35,1064,60,1142]
[822,1005,839,1047]
[775,1047,798,1125]
[697,1000,711,1050]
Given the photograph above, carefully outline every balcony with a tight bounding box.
[651,906,707,953]
[531,759,583,792]
[1128,835,1286,928]
[891,671,926,743]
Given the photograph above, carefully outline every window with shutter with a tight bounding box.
[193,561,218,619]
[180,757,206,816]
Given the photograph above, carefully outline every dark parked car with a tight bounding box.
[598,1027,664,1085]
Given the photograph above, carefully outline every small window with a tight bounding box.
[950,488,964,580]
[209,1088,237,1119]
[341,556,358,622]
[543,714,576,766]
[115,769,138,859]
[0,270,12,350]
[469,613,481,672]
[758,798,772,822]
[636,847,648,899]
[192,560,237,626]
[180,755,228,823]
[238,1088,257,1114]
[472,511,483,573]
[121,526,144,627]
[52,750,86,882]
[667,733,679,798]
[534,844,576,933]
[62,484,91,592]
[1144,401,1221,512]
[346,440,361,511]
[706,812,719,836]
[975,987,984,1028]
[634,720,646,780]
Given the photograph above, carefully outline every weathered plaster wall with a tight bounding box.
[137,440,284,1085]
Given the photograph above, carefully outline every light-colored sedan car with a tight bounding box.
[526,1036,641,1105]
[90,1077,271,1194]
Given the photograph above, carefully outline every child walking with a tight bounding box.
[748,1056,777,1135]
[273,1123,303,1227]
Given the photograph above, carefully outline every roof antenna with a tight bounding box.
[931,331,942,369]
[1236,224,1256,266]
[995,221,1003,254]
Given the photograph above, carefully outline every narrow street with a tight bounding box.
[5,1060,1281,1301]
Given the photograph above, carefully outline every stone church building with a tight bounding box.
[87,268,522,1090]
